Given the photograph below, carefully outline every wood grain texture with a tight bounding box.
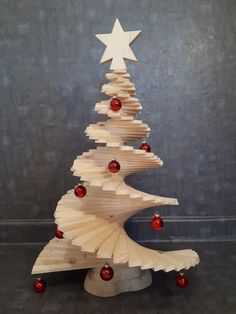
[96,19,141,70]
[84,264,152,297]
[32,70,199,277]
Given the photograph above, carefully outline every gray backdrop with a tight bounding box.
[0,0,236,242]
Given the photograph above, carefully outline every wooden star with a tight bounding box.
[96,18,141,70]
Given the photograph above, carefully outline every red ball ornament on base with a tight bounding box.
[151,214,164,231]
[176,272,189,288]
[100,264,114,281]
[34,278,46,293]
[108,159,120,173]
[55,229,64,239]
[74,185,87,198]
[139,142,151,152]
[110,97,122,111]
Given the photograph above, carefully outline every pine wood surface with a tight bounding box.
[32,70,199,277]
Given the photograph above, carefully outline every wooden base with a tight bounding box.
[84,265,152,297]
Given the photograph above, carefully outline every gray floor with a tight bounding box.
[0,242,235,314]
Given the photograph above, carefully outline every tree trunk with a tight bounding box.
[84,264,152,297]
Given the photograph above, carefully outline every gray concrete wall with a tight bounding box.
[0,0,236,242]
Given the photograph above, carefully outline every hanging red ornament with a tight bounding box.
[100,264,114,281]
[139,142,151,152]
[151,214,164,230]
[34,278,46,293]
[74,184,87,198]
[55,229,64,239]
[176,272,189,288]
[110,97,122,111]
[108,159,120,173]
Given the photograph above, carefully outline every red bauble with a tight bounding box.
[55,229,64,239]
[110,97,122,111]
[108,159,120,173]
[100,264,114,281]
[34,278,46,293]
[74,185,87,198]
[139,142,151,152]
[151,214,164,230]
[176,272,189,288]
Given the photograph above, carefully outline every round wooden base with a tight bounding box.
[84,264,152,297]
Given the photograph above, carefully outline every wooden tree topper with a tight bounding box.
[96,18,141,70]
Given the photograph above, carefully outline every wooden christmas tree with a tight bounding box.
[32,19,199,297]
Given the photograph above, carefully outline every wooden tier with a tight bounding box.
[85,118,150,146]
[32,233,199,275]
[71,145,163,182]
[54,184,178,233]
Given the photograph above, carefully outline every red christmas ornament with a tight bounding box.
[34,278,46,293]
[108,159,120,173]
[139,142,151,152]
[110,97,122,111]
[74,185,87,198]
[100,264,114,281]
[55,229,64,239]
[176,272,189,288]
[151,214,164,230]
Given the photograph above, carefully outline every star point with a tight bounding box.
[96,18,141,70]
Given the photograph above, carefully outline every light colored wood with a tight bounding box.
[96,18,141,70]
[97,228,122,258]
[31,236,198,275]
[71,146,163,179]
[31,238,112,274]
[85,119,150,146]
[54,184,178,231]
[32,66,200,297]
[84,265,152,297]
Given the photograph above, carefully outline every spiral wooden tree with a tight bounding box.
[32,19,199,297]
